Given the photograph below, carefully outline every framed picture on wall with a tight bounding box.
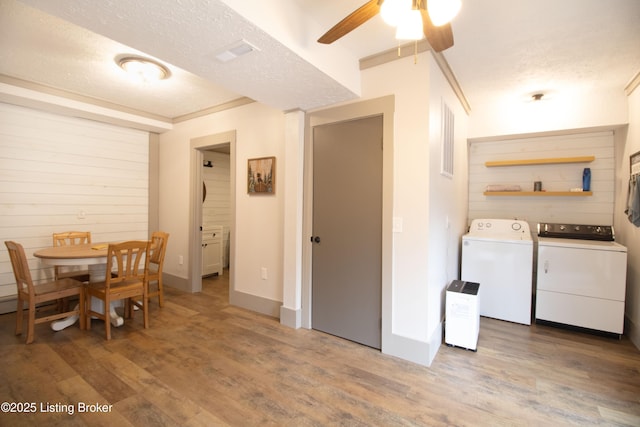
[248,156,275,194]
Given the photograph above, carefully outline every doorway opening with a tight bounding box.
[202,145,231,284]
[190,131,236,296]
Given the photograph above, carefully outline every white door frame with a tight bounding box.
[189,130,236,293]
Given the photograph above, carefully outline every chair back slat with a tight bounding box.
[147,231,169,307]
[6,240,84,343]
[5,241,35,297]
[53,231,91,247]
[150,231,169,266]
[52,232,92,281]
[106,241,150,288]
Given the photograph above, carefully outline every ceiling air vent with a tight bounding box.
[214,40,259,63]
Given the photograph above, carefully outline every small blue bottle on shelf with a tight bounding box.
[583,168,591,191]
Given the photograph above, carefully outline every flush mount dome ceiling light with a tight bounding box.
[117,56,170,82]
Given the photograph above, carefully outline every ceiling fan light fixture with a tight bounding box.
[395,9,425,40]
[117,56,170,82]
[427,0,462,26]
[380,0,412,27]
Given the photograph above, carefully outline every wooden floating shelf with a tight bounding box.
[485,156,595,167]
[483,191,593,197]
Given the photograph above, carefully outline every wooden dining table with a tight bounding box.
[34,242,126,331]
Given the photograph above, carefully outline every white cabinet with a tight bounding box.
[202,226,223,277]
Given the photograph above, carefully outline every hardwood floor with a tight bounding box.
[1,271,639,426]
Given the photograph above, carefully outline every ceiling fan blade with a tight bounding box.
[420,9,454,52]
[318,0,381,44]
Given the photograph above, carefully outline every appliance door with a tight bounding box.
[537,244,627,301]
[536,242,627,334]
[461,237,533,325]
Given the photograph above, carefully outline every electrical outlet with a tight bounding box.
[178,255,183,265]
[261,267,268,280]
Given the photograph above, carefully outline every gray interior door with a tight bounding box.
[311,115,383,349]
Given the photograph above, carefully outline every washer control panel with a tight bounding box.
[468,219,531,235]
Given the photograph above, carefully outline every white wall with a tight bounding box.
[357,53,469,365]
[615,85,640,347]
[158,102,285,304]
[0,102,149,303]
[468,131,615,227]
[426,58,470,362]
[469,86,629,138]
[159,51,469,366]
[467,61,639,349]
[202,151,231,229]
[361,55,431,344]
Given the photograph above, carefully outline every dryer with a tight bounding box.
[461,219,534,325]
[536,223,627,336]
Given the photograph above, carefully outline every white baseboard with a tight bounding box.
[279,306,301,328]
[229,289,280,318]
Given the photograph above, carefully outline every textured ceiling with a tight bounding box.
[443,0,640,112]
[1,0,639,122]
[1,0,361,117]
[0,1,244,119]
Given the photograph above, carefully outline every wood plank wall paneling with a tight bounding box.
[468,131,615,228]
[202,151,231,267]
[0,103,149,299]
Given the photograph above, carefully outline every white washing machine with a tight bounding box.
[536,223,627,336]
[461,219,533,325]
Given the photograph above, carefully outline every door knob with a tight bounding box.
[311,236,321,243]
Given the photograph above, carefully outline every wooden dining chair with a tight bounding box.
[147,231,169,307]
[84,240,150,340]
[52,231,92,283]
[5,241,85,344]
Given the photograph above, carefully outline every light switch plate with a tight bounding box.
[393,217,403,233]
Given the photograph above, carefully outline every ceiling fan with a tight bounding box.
[317,0,456,53]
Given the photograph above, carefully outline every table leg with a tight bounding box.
[51,308,79,331]
[88,264,124,327]
[50,263,124,330]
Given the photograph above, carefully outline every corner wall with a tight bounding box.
[466,63,639,350]
[426,57,470,363]
[159,102,286,312]
[356,53,469,365]
[615,85,640,348]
